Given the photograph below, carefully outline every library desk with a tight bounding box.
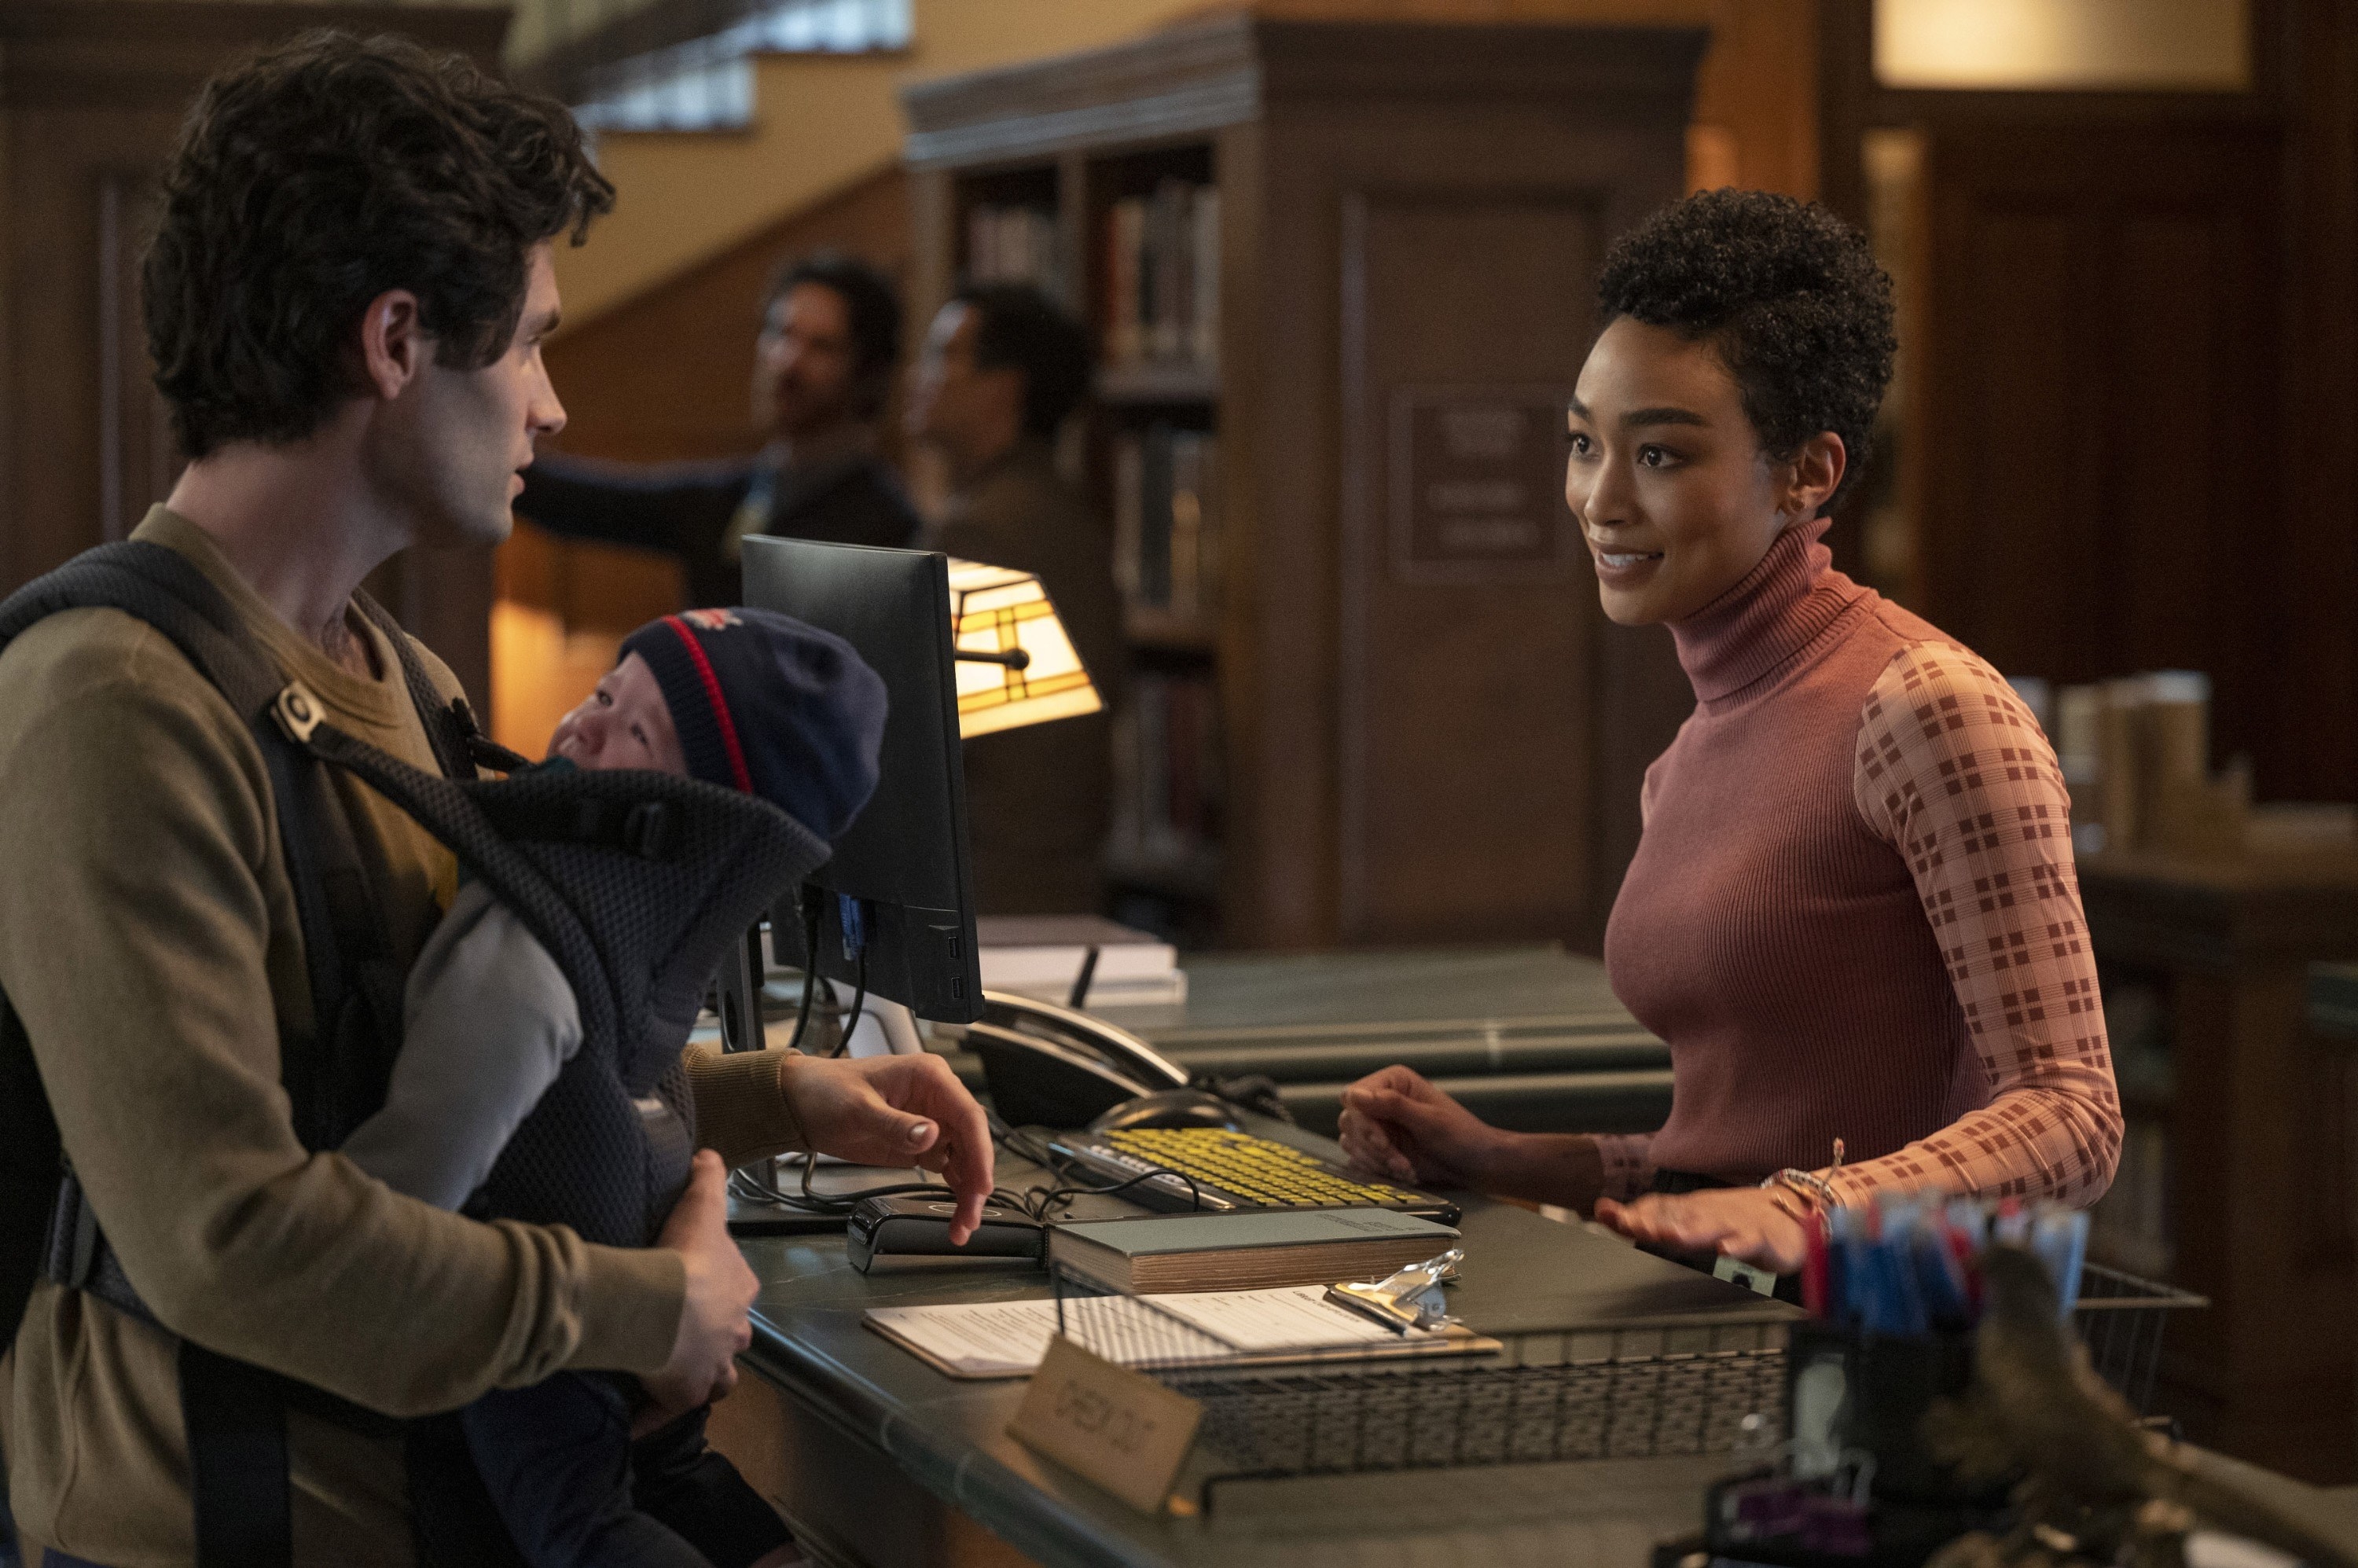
[939,943,1677,1138]
[708,1144,1783,1568]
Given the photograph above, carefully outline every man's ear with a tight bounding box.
[357,288,428,402]
[1782,431,1848,520]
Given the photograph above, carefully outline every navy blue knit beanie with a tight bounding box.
[620,608,887,842]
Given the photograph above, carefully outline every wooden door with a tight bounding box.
[1339,192,1607,946]
[1912,118,2286,780]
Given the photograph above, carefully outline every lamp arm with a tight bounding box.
[954,648,1032,670]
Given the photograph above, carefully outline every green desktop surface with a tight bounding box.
[939,944,1677,1137]
[731,1122,1787,1568]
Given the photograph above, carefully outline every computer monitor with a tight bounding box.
[740,535,985,1023]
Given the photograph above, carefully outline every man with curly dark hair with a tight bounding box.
[0,30,979,1566]
[1341,189,2120,1291]
[515,251,924,608]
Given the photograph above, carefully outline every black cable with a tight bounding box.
[781,885,827,1056]
[829,943,869,1059]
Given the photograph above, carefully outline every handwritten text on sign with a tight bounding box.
[1007,1335,1203,1514]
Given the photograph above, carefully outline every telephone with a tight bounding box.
[961,991,1191,1128]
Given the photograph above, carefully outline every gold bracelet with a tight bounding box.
[1759,1168,1838,1211]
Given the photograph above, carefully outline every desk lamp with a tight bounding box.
[946,557,1101,738]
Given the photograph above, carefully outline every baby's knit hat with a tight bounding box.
[619,608,887,841]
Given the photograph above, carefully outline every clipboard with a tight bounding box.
[862,1298,1500,1381]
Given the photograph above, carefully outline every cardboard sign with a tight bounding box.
[1007,1335,1203,1514]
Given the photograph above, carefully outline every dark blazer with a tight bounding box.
[924,439,1126,916]
[516,448,922,607]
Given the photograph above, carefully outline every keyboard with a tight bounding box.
[1048,1127,1461,1225]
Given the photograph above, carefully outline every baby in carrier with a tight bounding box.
[341,606,887,1568]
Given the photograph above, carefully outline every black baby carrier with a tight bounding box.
[0,542,828,1565]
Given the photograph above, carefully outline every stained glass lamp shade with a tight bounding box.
[946,557,1102,739]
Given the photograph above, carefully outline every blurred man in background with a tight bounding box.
[906,283,1124,914]
[519,252,922,604]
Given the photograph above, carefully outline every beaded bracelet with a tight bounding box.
[1757,1167,1840,1220]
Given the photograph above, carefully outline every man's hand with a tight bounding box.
[781,1054,994,1244]
[1593,1188,1810,1275]
[645,1150,755,1415]
[1335,1066,1505,1188]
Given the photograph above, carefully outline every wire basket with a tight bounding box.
[2070,1261,2206,1416]
[1045,1266,1790,1511]
[1045,1258,2205,1513]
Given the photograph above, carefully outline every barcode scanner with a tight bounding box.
[845,1195,1047,1272]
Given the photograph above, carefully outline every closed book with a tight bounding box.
[978,915,1174,981]
[1048,1209,1459,1294]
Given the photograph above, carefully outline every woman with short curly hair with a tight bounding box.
[1339,189,2121,1285]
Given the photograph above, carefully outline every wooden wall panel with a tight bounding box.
[1222,28,1699,949]
[2274,0,2358,802]
[539,162,911,467]
[1820,0,2358,806]
[0,2,511,703]
[1914,122,2285,783]
[1339,192,1603,942]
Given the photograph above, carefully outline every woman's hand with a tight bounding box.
[779,1053,995,1243]
[1336,1066,1506,1188]
[1593,1188,1810,1275]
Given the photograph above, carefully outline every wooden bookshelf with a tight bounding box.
[2079,849,2358,1483]
[902,17,1704,949]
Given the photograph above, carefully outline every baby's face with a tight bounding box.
[549,652,688,776]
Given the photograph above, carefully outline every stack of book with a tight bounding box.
[1048,1209,1460,1294]
[975,914,1186,1008]
[1102,180,1218,368]
[965,203,1060,295]
[1111,671,1221,872]
[1111,425,1221,620]
[2051,670,2246,858]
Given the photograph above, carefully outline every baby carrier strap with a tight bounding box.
[0,542,468,1566]
[349,590,530,782]
[295,719,830,1244]
[0,542,831,1566]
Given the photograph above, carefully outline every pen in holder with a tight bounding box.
[1792,1196,2088,1503]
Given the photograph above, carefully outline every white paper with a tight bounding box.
[866,1285,1445,1377]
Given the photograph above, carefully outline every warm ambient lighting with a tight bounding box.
[1873,0,2248,92]
[947,558,1102,739]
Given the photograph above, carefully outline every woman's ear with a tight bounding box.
[1781,431,1848,521]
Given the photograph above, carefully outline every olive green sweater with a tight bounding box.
[0,510,694,1565]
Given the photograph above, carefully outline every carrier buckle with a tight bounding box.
[622,801,676,859]
[271,682,326,745]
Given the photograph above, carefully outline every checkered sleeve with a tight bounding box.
[1823,643,2122,1208]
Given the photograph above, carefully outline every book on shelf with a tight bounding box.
[966,203,1060,295]
[1047,1209,1461,1294]
[975,913,1186,1006]
[1111,425,1220,620]
[1110,669,1222,880]
[1102,179,1218,369]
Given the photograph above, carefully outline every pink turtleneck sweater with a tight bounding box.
[1596,520,2121,1209]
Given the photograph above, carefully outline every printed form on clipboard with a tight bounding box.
[864,1284,1497,1380]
